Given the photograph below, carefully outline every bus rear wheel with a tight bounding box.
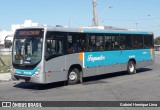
[127,61,136,75]
[68,68,80,85]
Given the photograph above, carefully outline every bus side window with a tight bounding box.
[79,41,86,52]
[67,35,73,54]
[45,32,64,60]
[72,42,78,53]
[144,35,153,48]
[119,35,125,50]
[87,35,96,51]
[132,35,143,49]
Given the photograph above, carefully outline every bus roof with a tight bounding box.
[17,26,153,35]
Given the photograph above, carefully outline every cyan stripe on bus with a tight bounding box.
[84,49,152,68]
[15,67,38,76]
[83,29,149,35]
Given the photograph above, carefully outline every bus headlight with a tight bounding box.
[35,68,40,75]
[11,67,16,73]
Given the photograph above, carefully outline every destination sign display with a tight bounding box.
[19,30,40,36]
[16,29,44,37]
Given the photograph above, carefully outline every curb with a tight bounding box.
[0,79,12,83]
[0,73,12,83]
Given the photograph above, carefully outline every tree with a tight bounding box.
[154,36,160,45]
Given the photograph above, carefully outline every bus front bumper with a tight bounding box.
[11,73,45,84]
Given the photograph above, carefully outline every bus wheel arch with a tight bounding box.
[127,59,136,75]
[68,64,83,85]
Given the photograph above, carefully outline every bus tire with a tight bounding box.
[68,68,80,85]
[127,61,136,75]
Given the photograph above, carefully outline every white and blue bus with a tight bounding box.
[11,27,154,84]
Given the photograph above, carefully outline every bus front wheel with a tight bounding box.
[68,68,80,85]
[127,61,136,75]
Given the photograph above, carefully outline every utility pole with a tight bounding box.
[93,0,98,26]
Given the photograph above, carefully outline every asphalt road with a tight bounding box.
[0,55,160,110]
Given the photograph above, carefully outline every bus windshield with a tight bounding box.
[12,29,44,66]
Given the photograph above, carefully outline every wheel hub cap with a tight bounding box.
[69,72,77,81]
[129,64,134,72]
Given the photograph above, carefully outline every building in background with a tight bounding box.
[11,20,39,32]
[0,20,46,48]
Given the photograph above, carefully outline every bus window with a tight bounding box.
[119,35,125,50]
[132,35,143,49]
[67,33,87,54]
[104,35,119,50]
[77,34,87,52]
[124,34,132,50]
[67,35,73,54]
[144,35,154,48]
[45,32,64,60]
[90,35,96,51]
[95,35,104,51]
[104,35,111,50]
[67,34,78,53]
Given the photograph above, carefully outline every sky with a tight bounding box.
[0,0,160,37]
